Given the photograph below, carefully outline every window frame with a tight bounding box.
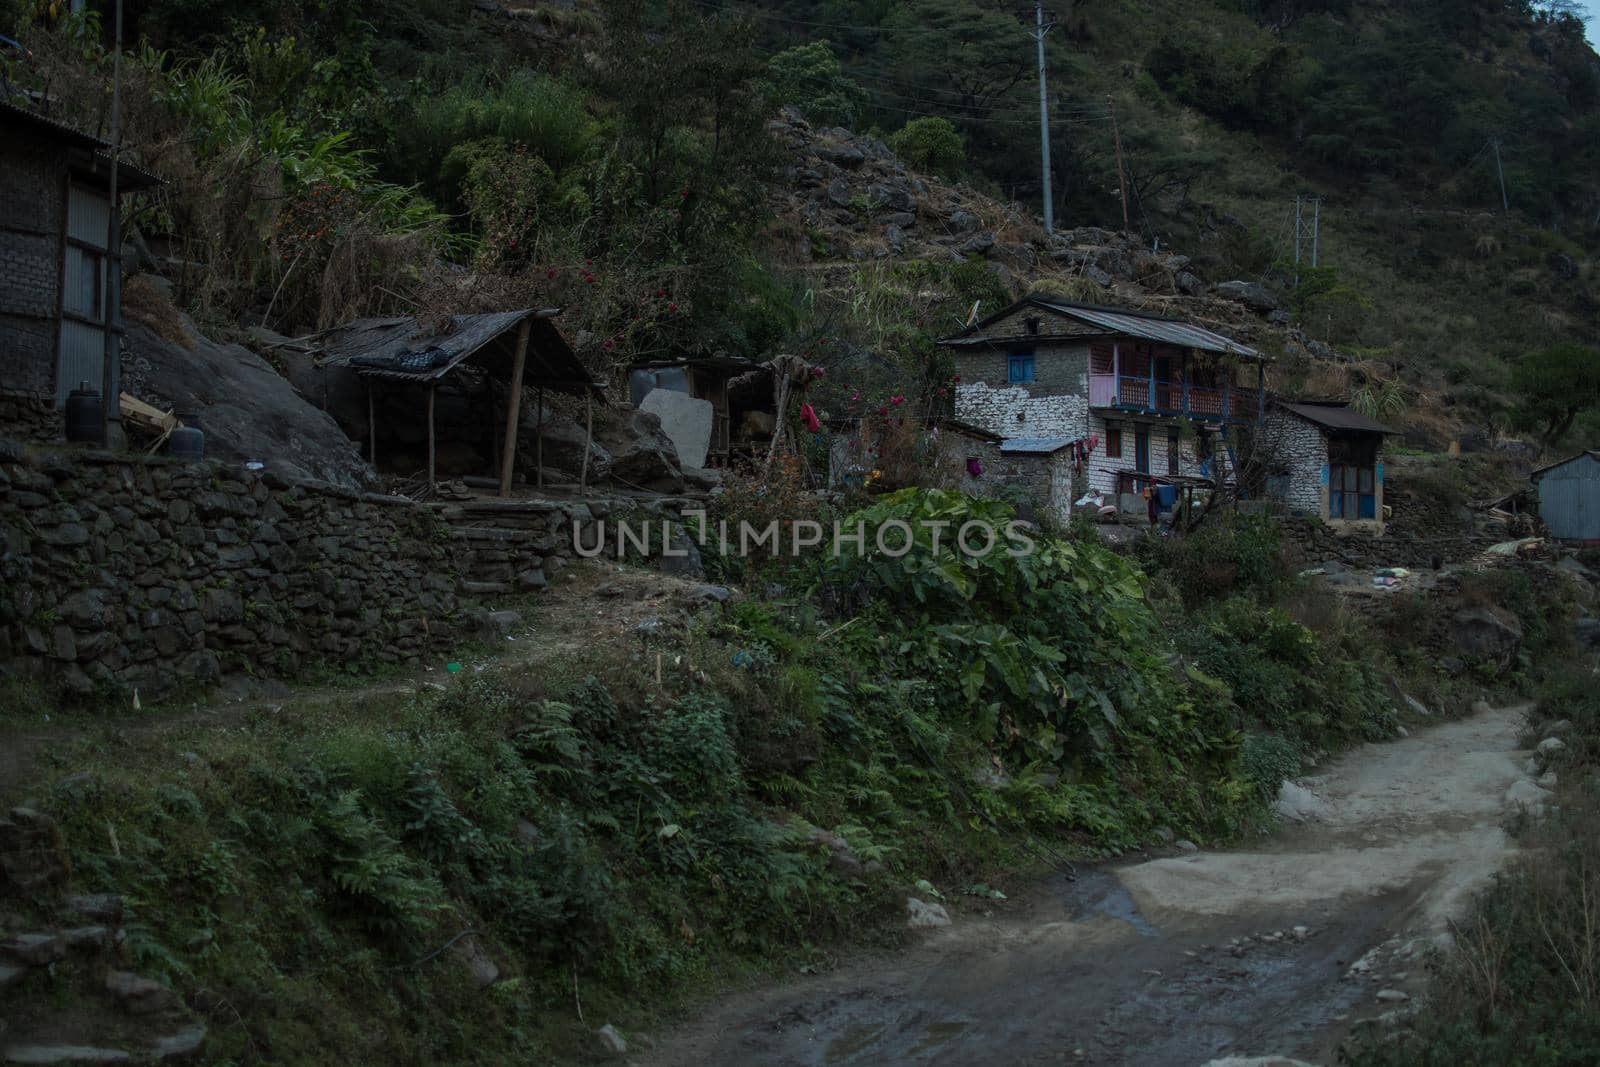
[1007,352,1036,384]
[1105,426,1122,458]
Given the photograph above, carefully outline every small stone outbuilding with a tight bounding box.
[1262,400,1396,533]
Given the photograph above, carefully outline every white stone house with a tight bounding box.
[939,294,1268,524]
[1261,401,1395,533]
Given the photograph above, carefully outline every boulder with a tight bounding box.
[1214,280,1280,313]
[906,897,951,928]
[105,970,180,1015]
[1273,781,1325,822]
[517,401,610,482]
[0,807,71,896]
[122,312,371,489]
[1505,778,1553,813]
[596,1024,628,1055]
[596,409,684,493]
[1452,608,1522,664]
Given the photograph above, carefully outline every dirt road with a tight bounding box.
[645,704,1536,1067]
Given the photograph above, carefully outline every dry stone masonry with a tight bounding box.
[0,438,617,700]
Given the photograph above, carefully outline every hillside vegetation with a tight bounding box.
[2,0,1596,447]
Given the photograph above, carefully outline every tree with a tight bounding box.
[1510,343,1600,445]
[759,40,867,128]
[888,116,964,175]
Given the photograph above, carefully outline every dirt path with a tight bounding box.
[644,704,1535,1067]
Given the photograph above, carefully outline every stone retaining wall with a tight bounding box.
[0,440,618,701]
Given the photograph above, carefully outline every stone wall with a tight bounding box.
[0,394,62,445]
[0,440,603,701]
[1262,409,1327,515]
[954,380,1089,441]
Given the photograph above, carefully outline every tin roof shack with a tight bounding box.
[0,99,161,437]
[628,356,775,467]
[939,294,1267,511]
[1531,451,1600,542]
[314,309,599,495]
[1262,400,1397,534]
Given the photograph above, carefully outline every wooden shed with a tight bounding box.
[313,309,600,495]
[1531,450,1600,541]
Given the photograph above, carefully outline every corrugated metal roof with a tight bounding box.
[1277,401,1397,435]
[1031,299,1262,359]
[0,98,163,188]
[937,294,1263,360]
[999,436,1080,454]
[314,309,600,395]
[1531,451,1600,482]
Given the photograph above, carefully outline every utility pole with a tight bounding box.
[1491,137,1509,215]
[1310,196,1321,267]
[102,0,124,446]
[1108,96,1130,234]
[1293,195,1303,284]
[1031,3,1054,234]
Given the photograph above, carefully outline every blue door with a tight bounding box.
[1134,429,1150,492]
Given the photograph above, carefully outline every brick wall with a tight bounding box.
[0,130,66,401]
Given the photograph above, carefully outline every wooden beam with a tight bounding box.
[367,381,376,466]
[498,320,531,497]
[536,385,544,490]
[426,384,436,489]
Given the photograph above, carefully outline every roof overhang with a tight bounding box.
[938,293,1264,361]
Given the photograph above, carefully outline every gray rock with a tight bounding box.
[1274,780,1326,822]
[656,523,704,579]
[906,897,952,928]
[485,610,520,634]
[1175,839,1198,852]
[1537,737,1566,757]
[0,808,71,896]
[596,1024,628,1054]
[1214,280,1280,312]
[691,584,733,603]
[1505,778,1553,813]
[122,311,371,490]
[1452,608,1522,663]
[596,409,684,493]
[2,1046,132,1064]
[825,176,854,208]
[946,208,981,233]
[815,140,865,168]
[105,970,179,1015]
[1375,989,1410,1003]
[2,932,67,968]
[450,934,500,988]
[150,1026,206,1061]
[1084,265,1114,287]
[956,232,996,257]
[1175,270,1205,295]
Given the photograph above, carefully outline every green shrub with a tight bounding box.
[889,116,966,175]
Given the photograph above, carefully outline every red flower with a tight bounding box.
[953,375,962,383]
[669,302,679,313]
[603,339,614,350]
[680,187,690,198]
[585,258,593,267]
[547,268,557,279]
[656,288,666,298]
[877,406,888,416]
[811,366,824,378]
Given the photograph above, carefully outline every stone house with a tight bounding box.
[0,98,158,438]
[1261,400,1395,533]
[939,293,1267,524]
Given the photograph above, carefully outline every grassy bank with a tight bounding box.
[2,492,1571,1063]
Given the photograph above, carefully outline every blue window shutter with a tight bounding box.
[1008,353,1035,383]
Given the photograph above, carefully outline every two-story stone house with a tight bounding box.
[939,293,1267,523]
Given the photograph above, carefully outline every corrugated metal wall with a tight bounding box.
[56,186,110,404]
[1538,453,1600,540]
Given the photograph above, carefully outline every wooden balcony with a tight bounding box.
[1088,373,1262,423]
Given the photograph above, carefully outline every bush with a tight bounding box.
[1143,510,1290,605]
[889,116,965,175]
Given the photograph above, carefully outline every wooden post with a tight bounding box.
[1223,367,1232,422]
[498,320,531,497]
[580,391,593,490]
[1111,342,1120,406]
[1181,351,1191,416]
[426,385,436,489]
[536,385,545,489]
[1146,345,1156,412]
[367,381,376,466]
